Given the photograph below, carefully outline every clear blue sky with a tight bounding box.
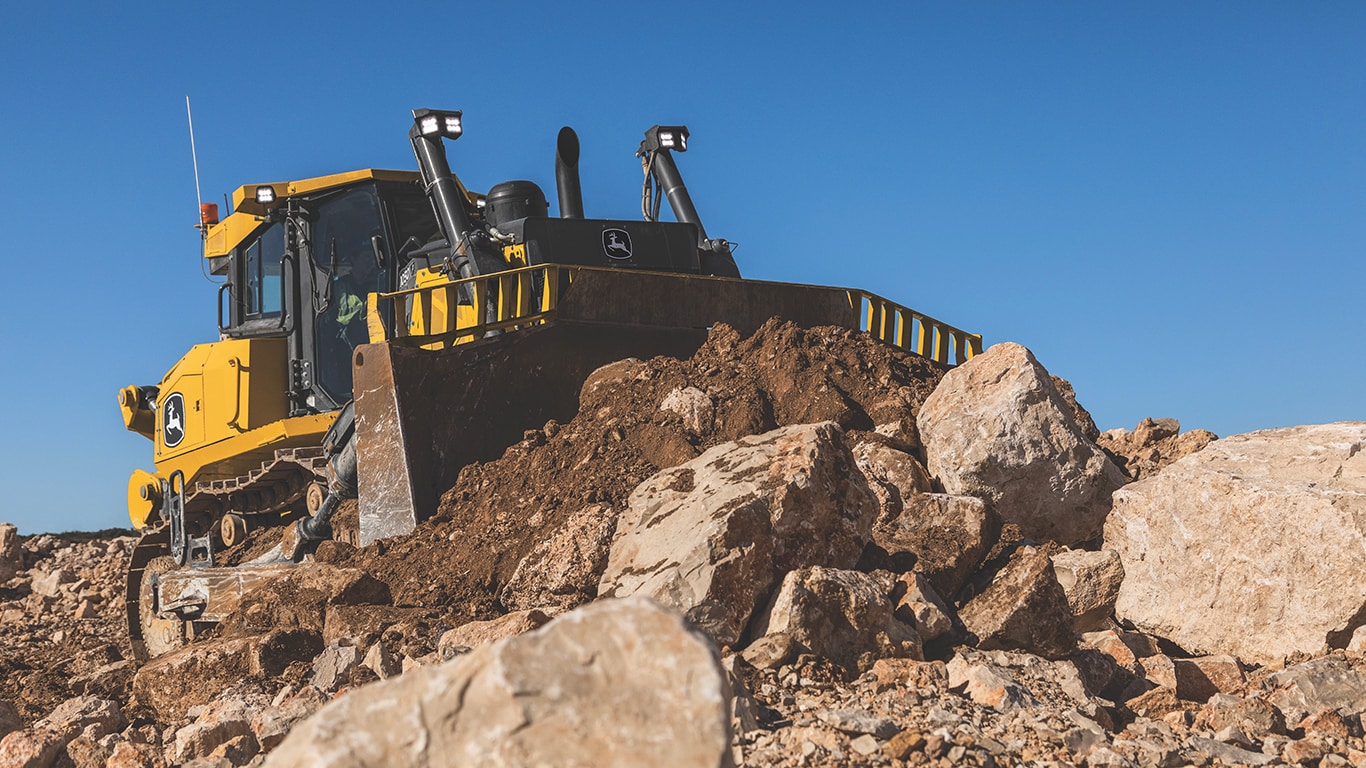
[1,2,1361,533]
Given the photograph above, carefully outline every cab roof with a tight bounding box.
[203,169,423,259]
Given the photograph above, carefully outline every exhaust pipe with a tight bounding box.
[555,127,585,219]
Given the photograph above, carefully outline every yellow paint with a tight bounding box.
[504,243,527,267]
[118,385,155,439]
[204,168,482,260]
[127,469,161,529]
[124,334,339,529]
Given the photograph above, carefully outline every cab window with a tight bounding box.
[313,187,387,402]
[241,222,284,319]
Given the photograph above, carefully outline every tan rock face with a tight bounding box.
[1097,417,1217,481]
[599,422,877,647]
[873,493,999,600]
[436,609,556,655]
[959,547,1075,660]
[262,597,733,768]
[754,567,922,673]
[500,504,616,612]
[917,343,1125,547]
[1106,422,1366,663]
[1049,548,1124,632]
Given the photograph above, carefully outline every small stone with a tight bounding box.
[436,609,554,655]
[1282,736,1327,765]
[1214,725,1255,749]
[310,645,361,694]
[0,728,66,768]
[362,642,401,680]
[946,655,1032,711]
[31,569,77,598]
[850,734,881,756]
[884,729,926,760]
[1299,708,1356,739]
[1188,735,1279,765]
[740,633,803,671]
[660,386,714,434]
[74,600,98,619]
[816,709,898,739]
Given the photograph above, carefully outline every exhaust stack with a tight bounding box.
[555,127,585,219]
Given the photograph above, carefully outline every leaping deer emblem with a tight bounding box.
[603,229,632,259]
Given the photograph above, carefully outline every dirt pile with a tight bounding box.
[334,318,945,627]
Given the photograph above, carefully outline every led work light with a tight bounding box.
[414,109,463,139]
[643,125,689,153]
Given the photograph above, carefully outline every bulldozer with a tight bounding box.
[118,108,982,661]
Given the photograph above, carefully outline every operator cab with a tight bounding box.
[207,171,441,415]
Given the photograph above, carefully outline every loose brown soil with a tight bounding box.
[334,319,947,626]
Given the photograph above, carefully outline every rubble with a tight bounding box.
[5,325,1361,767]
[1097,416,1217,480]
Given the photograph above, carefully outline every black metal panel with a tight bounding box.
[519,218,702,274]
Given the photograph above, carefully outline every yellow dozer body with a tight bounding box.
[117,110,981,660]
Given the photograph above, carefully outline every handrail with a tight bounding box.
[366,264,982,366]
[847,290,982,366]
[367,264,559,349]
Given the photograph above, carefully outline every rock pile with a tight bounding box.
[3,320,1365,768]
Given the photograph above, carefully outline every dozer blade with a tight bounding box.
[352,269,858,546]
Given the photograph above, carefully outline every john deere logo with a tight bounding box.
[602,228,632,260]
[163,393,185,448]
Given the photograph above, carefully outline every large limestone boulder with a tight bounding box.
[917,343,1125,546]
[1106,422,1366,664]
[132,630,321,722]
[599,422,877,647]
[262,597,733,768]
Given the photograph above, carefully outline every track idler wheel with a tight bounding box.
[139,556,188,659]
[220,514,249,548]
[306,482,327,516]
